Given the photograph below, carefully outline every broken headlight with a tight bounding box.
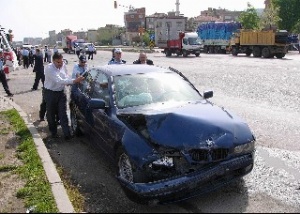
[234,141,255,154]
[150,156,174,168]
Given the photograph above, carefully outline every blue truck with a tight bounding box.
[197,22,241,54]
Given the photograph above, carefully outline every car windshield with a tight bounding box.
[188,37,202,45]
[114,72,202,108]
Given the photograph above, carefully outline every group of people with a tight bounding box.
[1,46,154,141]
[108,48,154,65]
[75,43,96,61]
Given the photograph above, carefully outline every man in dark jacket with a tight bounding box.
[31,48,44,90]
[133,52,154,65]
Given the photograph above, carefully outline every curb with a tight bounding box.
[0,95,75,213]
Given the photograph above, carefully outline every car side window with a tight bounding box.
[80,69,98,97]
[91,72,110,106]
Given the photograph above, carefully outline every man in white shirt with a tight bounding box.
[44,52,84,140]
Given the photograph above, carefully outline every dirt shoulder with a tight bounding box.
[0,111,26,213]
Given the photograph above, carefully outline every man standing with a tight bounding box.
[75,44,81,59]
[133,52,154,65]
[0,49,13,97]
[44,52,84,140]
[87,43,95,60]
[108,48,126,64]
[29,46,36,67]
[44,45,49,63]
[21,47,30,69]
[72,55,88,78]
[31,48,44,90]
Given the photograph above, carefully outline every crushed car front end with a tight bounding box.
[117,148,254,205]
[116,104,256,205]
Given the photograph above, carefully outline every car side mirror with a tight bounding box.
[203,90,213,99]
[88,98,106,109]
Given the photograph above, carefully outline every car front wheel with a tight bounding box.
[116,147,148,183]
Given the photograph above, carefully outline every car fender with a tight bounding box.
[121,129,159,168]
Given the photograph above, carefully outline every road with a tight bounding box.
[2,49,300,212]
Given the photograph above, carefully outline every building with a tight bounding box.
[200,8,242,22]
[87,29,98,43]
[124,7,146,32]
[145,13,167,32]
[123,7,146,45]
[154,14,187,47]
[73,31,87,40]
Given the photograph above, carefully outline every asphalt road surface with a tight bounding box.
[2,49,300,212]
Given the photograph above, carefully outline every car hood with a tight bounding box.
[118,101,254,150]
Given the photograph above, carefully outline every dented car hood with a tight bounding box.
[119,101,254,149]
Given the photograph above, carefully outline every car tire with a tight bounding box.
[70,105,82,136]
[116,147,148,183]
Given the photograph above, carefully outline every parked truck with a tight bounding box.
[62,35,85,54]
[230,30,289,58]
[154,20,202,57]
[197,22,241,54]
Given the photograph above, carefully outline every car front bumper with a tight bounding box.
[117,153,254,205]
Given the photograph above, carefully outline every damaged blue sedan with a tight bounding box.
[69,64,256,205]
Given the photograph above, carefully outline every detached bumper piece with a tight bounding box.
[118,154,253,205]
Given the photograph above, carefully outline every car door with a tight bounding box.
[75,68,99,135]
[89,71,121,156]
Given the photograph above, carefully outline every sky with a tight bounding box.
[1,0,266,41]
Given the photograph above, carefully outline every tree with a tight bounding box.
[260,0,281,30]
[273,0,300,32]
[238,2,260,30]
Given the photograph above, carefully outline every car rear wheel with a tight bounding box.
[70,106,82,136]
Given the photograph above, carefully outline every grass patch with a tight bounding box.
[1,109,58,213]
[0,153,4,160]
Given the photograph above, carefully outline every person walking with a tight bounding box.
[108,48,126,64]
[75,44,81,59]
[44,52,84,140]
[53,45,58,54]
[0,49,14,97]
[29,46,35,67]
[133,52,154,65]
[47,48,52,63]
[31,48,44,90]
[87,43,95,60]
[44,45,49,63]
[21,47,30,69]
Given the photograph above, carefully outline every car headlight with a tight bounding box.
[150,156,174,167]
[234,141,255,154]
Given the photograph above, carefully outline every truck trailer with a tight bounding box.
[197,22,241,54]
[62,35,85,54]
[230,30,289,58]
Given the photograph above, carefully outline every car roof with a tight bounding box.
[96,64,172,77]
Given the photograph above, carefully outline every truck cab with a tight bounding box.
[181,32,203,56]
[164,32,202,57]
